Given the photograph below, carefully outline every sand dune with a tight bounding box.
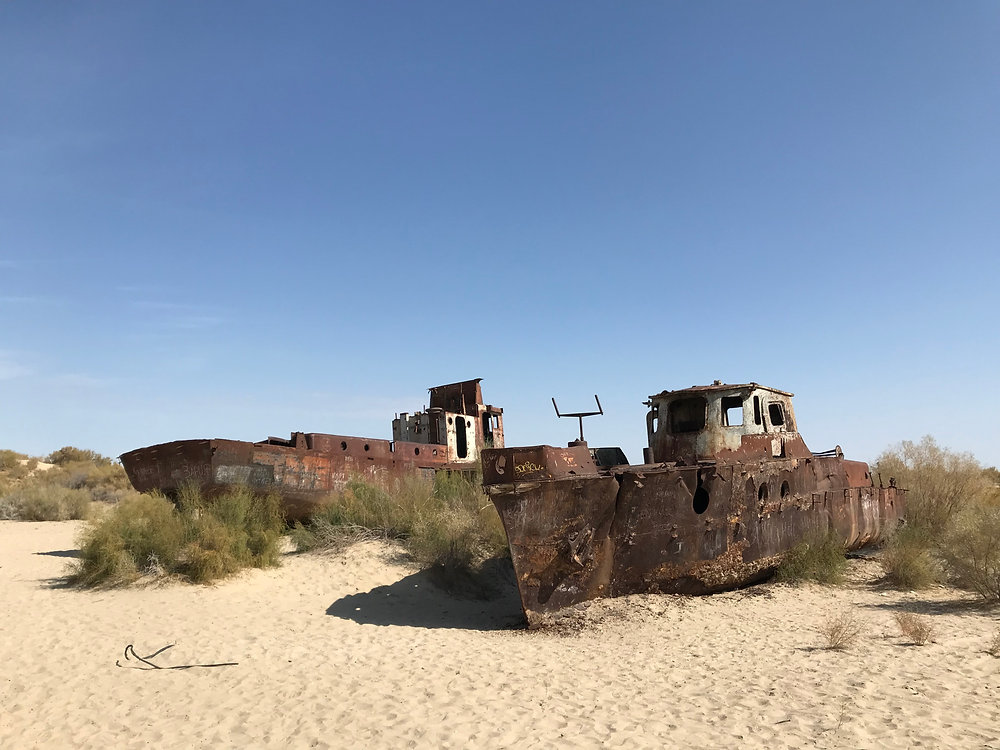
[2,520,999,749]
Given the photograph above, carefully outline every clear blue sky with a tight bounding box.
[2,2,998,468]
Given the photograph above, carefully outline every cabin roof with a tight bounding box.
[428,378,483,391]
[647,382,795,400]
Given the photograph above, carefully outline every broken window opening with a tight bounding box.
[456,417,468,459]
[482,414,493,445]
[721,396,744,427]
[768,403,785,427]
[668,397,707,434]
[753,396,762,425]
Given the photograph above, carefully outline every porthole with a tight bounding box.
[340,441,348,451]
[693,486,710,514]
[363,443,370,452]
[414,447,420,456]
[447,417,453,425]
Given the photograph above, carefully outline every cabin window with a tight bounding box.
[650,403,660,435]
[753,396,762,425]
[721,396,744,427]
[456,417,468,458]
[767,403,785,427]
[482,413,493,445]
[668,397,707,433]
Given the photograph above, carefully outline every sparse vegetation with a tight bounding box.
[46,446,113,466]
[0,446,139,520]
[776,530,848,584]
[874,437,1000,602]
[291,472,509,596]
[938,504,1000,602]
[880,525,940,590]
[0,449,29,472]
[5,484,92,521]
[987,630,1000,658]
[873,436,997,540]
[894,612,935,645]
[818,610,864,650]
[70,485,284,587]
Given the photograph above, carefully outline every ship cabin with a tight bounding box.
[645,381,812,465]
[393,378,504,465]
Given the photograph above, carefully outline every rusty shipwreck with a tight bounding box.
[481,382,904,624]
[121,379,503,520]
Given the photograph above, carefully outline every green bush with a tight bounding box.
[46,446,112,466]
[880,524,940,589]
[776,530,848,584]
[72,493,186,586]
[71,486,284,587]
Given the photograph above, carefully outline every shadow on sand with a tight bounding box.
[35,549,80,559]
[326,568,525,631]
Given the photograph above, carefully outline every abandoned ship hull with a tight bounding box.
[121,378,505,522]
[121,433,451,521]
[483,444,904,625]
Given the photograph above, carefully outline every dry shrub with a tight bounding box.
[776,531,847,584]
[894,612,935,645]
[0,447,136,519]
[46,446,112,466]
[0,493,18,520]
[293,472,510,597]
[71,486,284,587]
[818,610,864,650]
[4,484,91,521]
[0,449,28,471]
[874,437,1000,598]
[987,630,1000,658]
[938,504,1000,602]
[880,525,940,589]
[72,493,186,586]
[874,436,996,538]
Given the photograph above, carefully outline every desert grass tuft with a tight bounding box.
[894,612,935,645]
[818,610,864,650]
[776,530,848,585]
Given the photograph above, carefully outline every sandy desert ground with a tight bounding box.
[2,520,1000,749]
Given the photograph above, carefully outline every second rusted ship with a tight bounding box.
[481,382,904,624]
[122,379,503,520]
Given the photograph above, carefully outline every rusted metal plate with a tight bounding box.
[484,381,906,624]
